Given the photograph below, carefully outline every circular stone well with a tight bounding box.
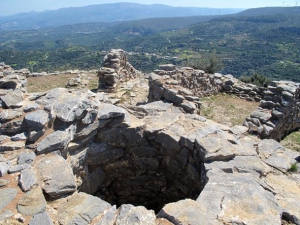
[77,132,205,213]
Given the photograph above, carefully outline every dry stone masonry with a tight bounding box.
[0,60,299,225]
[148,64,300,140]
[97,49,141,92]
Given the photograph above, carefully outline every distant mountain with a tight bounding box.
[0,2,244,30]
[236,6,300,16]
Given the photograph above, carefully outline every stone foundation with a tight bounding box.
[0,62,300,224]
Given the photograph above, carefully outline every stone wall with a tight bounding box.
[98,49,141,92]
[0,63,299,224]
[148,64,300,141]
[244,80,300,140]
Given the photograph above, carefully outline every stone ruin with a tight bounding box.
[0,57,300,225]
[97,49,141,92]
[148,64,300,141]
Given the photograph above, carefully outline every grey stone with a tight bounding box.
[58,192,111,225]
[0,162,11,176]
[98,103,126,119]
[115,205,156,225]
[179,101,196,113]
[0,188,17,210]
[18,151,36,165]
[0,118,24,134]
[10,132,27,141]
[17,187,46,216]
[257,139,283,160]
[29,130,44,142]
[23,103,41,112]
[250,110,272,122]
[1,90,23,108]
[155,130,181,158]
[0,210,14,221]
[36,124,75,154]
[0,178,9,187]
[195,134,237,162]
[19,168,37,192]
[28,212,54,225]
[95,205,117,225]
[163,89,184,104]
[158,199,208,225]
[8,164,30,174]
[230,125,248,136]
[205,156,272,176]
[196,170,281,225]
[0,140,25,152]
[36,154,76,199]
[25,110,50,130]
[0,109,23,122]
[87,142,124,166]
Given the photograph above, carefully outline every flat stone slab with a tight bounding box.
[19,168,37,192]
[17,187,46,216]
[58,192,111,224]
[8,164,30,174]
[28,212,54,225]
[1,90,23,108]
[36,125,75,154]
[36,154,76,199]
[0,140,25,152]
[0,188,17,210]
[24,110,50,130]
[0,109,23,121]
[0,162,11,176]
[196,170,282,225]
[158,199,208,225]
[18,151,36,165]
[114,204,156,225]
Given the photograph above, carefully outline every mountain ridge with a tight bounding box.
[0,2,244,30]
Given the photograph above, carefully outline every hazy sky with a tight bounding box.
[0,0,298,16]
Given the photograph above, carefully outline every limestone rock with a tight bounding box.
[17,187,46,216]
[0,188,17,210]
[36,124,75,154]
[95,205,117,225]
[24,110,50,130]
[36,154,76,199]
[0,109,23,122]
[18,151,36,165]
[8,164,30,174]
[196,170,282,225]
[58,192,111,224]
[0,162,11,176]
[1,90,23,108]
[0,140,25,152]
[19,168,37,192]
[157,199,208,225]
[115,204,156,225]
[250,110,272,122]
[23,103,41,112]
[28,212,53,225]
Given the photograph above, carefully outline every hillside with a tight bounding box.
[0,15,219,72]
[0,7,300,81]
[0,3,243,30]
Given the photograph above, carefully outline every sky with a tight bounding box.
[0,0,298,16]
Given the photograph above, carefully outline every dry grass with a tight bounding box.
[27,73,98,93]
[281,130,300,152]
[200,93,260,127]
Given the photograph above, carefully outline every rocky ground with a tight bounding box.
[1,60,300,225]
